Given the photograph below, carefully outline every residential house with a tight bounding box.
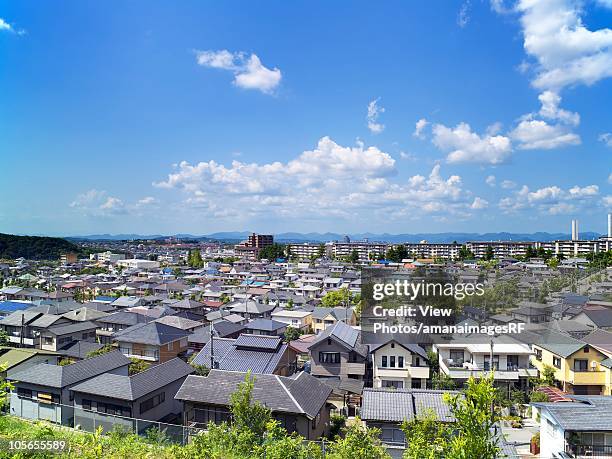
[530,330,612,395]
[434,336,535,393]
[370,339,430,389]
[192,334,297,376]
[533,395,612,458]
[244,318,287,337]
[39,321,98,352]
[228,300,275,320]
[0,347,58,379]
[187,320,246,352]
[310,307,357,334]
[8,351,131,425]
[96,311,150,345]
[70,358,193,432]
[175,370,332,440]
[113,322,190,364]
[154,315,204,333]
[270,309,313,332]
[573,308,612,331]
[308,321,368,382]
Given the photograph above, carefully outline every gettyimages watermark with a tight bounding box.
[360,267,527,345]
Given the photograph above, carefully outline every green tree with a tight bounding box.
[258,244,287,261]
[188,249,204,268]
[283,326,302,343]
[458,245,475,260]
[326,422,391,459]
[128,358,150,375]
[484,246,495,261]
[320,287,357,308]
[0,363,13,409]
[0,329,9,346]
[402,410,449,459]
[349,249,360,264]
[539,364,557,387]
[85,344,115,358]
[529,391,549,402]
[229,371,271,438]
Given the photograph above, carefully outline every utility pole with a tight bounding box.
[209,321,215,370]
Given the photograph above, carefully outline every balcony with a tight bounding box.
[567,443,612,458]
[569,369,606,385]
[377,366,430,379]
[119,348,159,362]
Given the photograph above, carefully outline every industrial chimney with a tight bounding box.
[571,219,579,241]
[608,213,611,238]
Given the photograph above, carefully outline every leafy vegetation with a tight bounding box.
[257,244,287,261]
[320,287,360,309]
[128,358,150,375]
[0,233,82,261]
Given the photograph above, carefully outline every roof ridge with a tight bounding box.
[275,375,304,414]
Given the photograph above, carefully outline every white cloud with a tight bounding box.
[195,50,281,94]
[537,91,579,126]
[70,190,126,216]
[413,118,429,138]
[486,175,496,187]
[609,173,612,184]
[432,122,512,164]
[599,133,612,147]
[367,98,385,134]
[501,180,516,189]
[458,1,471,28]
[471,197,489,209]
[154,138,478,220]
[499,182,600,214]
[137,196,157,206]
[399,151,417,161]
[603,195,612,208]
[516,0,612,91]
[0,17,25,35]
[510,118,580,150]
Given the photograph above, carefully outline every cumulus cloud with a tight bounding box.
[510,90,580,150]
[486,175,496,187]
[70,190,126,216]
[413,118,429,138]
[501,180,517,189]
[516,0,612,92]
[499,182,600,214]
[367,98,385,134]
[471,197,489,209]
[432,122,512,164]
[154,138,478,220]
[195,50,281,94]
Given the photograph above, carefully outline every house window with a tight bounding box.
[574,359,588,372]
[311,412,321,429]
[413,357,419,367]
[382,356,388,368]
[484,355,499,371]
[398,356,404,368]
[168,341,174,351]
[97,402,131,417]
[17,388,32,399]
[43,336,53,345]
[390,356,396,368]
[319,352,341,364]
[140,392,166,414]
[82,399,92,410]
[584,346,589,353]
[449,350,464,365]
[535,348,542,361]
[507,355,519,370]
[553,356,561,369]
[382,380,403,389]
[411,379,422,389]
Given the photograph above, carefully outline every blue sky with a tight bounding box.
[1,0,611,236]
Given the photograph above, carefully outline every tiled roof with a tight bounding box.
[8,350,131,388]
[70,358,193,401]
[175,370,331,419]
[113,321,190,346]
[535,396,612,431]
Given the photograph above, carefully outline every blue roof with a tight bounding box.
[94,296,115,302]
[162,267,173,274]
[0,301,32,313]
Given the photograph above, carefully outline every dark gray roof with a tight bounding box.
[175,370,331,419]
[46,320,98,336]
[171,298,204,310]
[57,341,104,359]
[369,339,428,360]
[361,388,460,423]
[583,329,612,354]
[534,396,612,431]
[0,310,42,326]
[29,314,65,328]
[8,350,131,388]
[188,321,245,345]
[70,358,193,401]
[154,315,203,330]
[310,321,368,356]
[530,329,586,357]
[99,311,148,326]
[113,321,190,346]
[192,335,287,374]
[244,319,286,332]
[229,300,275,314]
[580,309,612,327]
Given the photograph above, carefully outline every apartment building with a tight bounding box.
[403,242,461,260]
[287,243,328,260]
[466,241,535,259]
[332,240,388,262]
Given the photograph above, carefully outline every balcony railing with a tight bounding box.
[119,348,159,361]
[567,443,612,457]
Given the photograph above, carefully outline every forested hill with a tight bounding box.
[0,233,81,260]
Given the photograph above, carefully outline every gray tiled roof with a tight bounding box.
[70,358,193,401]
[57,341,104,359]
[581,309,612,327]
[310,320,368,356]
[99,311,147,326]
[113,321,190,346]
[8,350,131,388]
[154,315,203,330]
[361,388,460,423]
[0,310,42,326]
[244,319,286,332]
[46,320,98,336]
[192,335,287,374]
[175,370,331,419]
[530,329,586,357]
[535,396,612,431]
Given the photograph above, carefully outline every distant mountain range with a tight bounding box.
[66,231,603,243]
